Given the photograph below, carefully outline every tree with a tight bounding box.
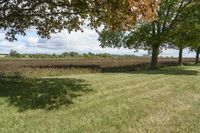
[169,2,200,65]
[189,40,200,65]
[170,24,200,66]
[195,47,200,64]
[69,52,79,58]
[169,26,193,66]
[0,0,158,41]
[99,0,198,69]
[191,45,200,64]
[187,4,200,64]
[9,50,20,58]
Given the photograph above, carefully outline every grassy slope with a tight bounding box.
[0,66,200,132]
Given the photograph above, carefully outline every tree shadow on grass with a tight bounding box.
[0,77,91,112]
[131,67,199,75]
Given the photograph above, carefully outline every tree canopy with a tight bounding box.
[0,0,158,41]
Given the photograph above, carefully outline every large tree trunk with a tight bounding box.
[150,45,159,69]
[178,47,183,66]
[195,47,200,64]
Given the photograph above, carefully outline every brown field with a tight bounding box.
[0,58,195,77]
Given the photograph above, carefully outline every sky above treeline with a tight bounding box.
[0,28,196,57]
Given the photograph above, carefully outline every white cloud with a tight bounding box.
[161,48,195,57]
[0,29,197,57]
[26,37,39,45]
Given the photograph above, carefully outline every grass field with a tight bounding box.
[0,65,200,132]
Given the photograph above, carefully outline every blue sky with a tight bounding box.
[0,28,196,57]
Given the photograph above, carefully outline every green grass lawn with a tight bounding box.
[0,66,200,132]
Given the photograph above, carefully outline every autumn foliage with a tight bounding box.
[0,0,159,40]
[128,0,158,20]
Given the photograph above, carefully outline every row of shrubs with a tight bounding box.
[7,50,140,59]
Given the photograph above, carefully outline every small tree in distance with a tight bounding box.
[9,50,20,58]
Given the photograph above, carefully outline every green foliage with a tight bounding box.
[99,29,126,48]
[82,52,112,58]
[169,0,200,49]
[125,0,199,49]
[9,50,20,58]
[99,0,200,68]
[6,50,139,59]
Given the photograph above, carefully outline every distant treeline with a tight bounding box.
[6,50,140,59]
